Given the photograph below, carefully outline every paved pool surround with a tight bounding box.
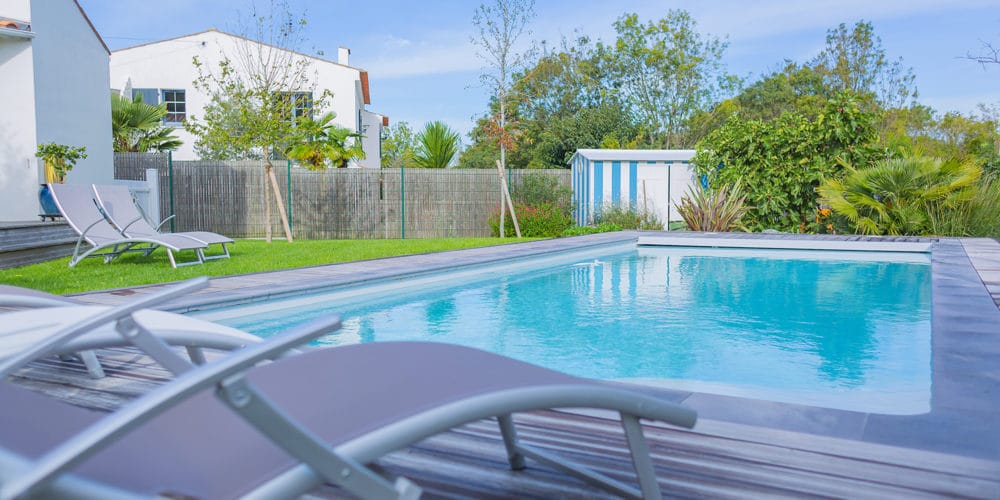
[73,231,1000,461]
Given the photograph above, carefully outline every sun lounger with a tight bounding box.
[92,184,233,261]
[0,279,697,499]
[49,183,208,268]
[0,281,259,378]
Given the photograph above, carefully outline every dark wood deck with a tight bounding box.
[12,348,1000,499]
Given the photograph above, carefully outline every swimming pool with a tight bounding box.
[194,244,932,414]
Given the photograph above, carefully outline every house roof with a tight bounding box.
[569,149,697,164]
[359,71,370,105]
[113,28,365,72]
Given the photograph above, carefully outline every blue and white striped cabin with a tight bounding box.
[569,149,696,227]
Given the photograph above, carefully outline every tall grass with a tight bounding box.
[927,175,1000,237]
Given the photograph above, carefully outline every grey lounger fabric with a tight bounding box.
[0,279,697,499]
[49,183,207,268]
[92,184,233,260]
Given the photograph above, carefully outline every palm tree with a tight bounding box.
[111,94,182,152]
[817,156,981,235]
[285,112,365,169]
[414,121,461,168]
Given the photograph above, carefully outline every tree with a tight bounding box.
[414,121,461,168]
[381,121,418,168]
[601,11,740,147]
[186,0,327,242]
[471,0,537,171]
[693,91,884,232]
[810,21,917,108]
[285,112,364,169]
[966,39,1000,66]
[111,93,182,152]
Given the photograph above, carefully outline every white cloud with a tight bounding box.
[382,35,413,49]
[363,29,483,79]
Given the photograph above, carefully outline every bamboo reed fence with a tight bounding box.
[114,153,571,239]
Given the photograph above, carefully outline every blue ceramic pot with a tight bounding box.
[39,184,59,216]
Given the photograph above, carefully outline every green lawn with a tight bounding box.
[0,238,540,295]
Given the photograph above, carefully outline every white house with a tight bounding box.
[109,29,386,167]
[569,149,697,228]
[0,0,113,222]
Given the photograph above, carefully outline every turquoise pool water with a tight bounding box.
[195,245,932,414]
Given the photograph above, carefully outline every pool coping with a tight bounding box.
[70,231,1000,461]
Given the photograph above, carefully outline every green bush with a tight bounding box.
[817,156,981,235]
[489,202,574,238]
[594,204,664,230]
[561,223,623,236]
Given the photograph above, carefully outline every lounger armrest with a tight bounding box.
[78,217,106,240]
[0,294,72,308]
[3,314,341,499]
[121,215,144,233]
[153,214,176,232]
[0,277,209,379]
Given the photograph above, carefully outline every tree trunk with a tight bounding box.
[264,163,273,243]
[268,167,294,242]
[262,151,293,243]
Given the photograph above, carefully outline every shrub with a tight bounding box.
[489,202,574,238]
[593,204,664,230]
[817,156,981,235]
[676,182,750,232]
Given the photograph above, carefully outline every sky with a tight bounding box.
[78,0,1000,139]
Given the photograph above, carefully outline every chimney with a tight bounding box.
[338,47,350,66]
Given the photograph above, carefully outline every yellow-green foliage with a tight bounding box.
[817,156,981,236]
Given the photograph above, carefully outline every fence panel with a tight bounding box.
[113,152,171,224]
[113,153,572,239]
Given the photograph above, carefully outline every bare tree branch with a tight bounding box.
[966,40,1000,67]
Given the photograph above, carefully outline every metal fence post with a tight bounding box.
[400,165,406,239]
[168,151,175,233]
[287,160,293,233]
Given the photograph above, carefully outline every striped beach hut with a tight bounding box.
[569,149,696,228]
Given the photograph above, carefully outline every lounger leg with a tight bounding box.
[79,350,105,378]
[621,413,662,500]
[167,249,177,268]
[497,414,527,470]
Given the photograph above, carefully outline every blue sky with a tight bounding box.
[80,0,1000,138]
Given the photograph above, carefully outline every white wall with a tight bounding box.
[0,30,39,221]
[30,0,112,187]
[359,111,383,168]
[110,30,378,165]
[0,0,111,221]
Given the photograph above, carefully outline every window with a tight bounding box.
[130,88,186,124]
[162,89,186,123]
[291,92,312,123]
[277,91,313,125]
[131,88,159,105]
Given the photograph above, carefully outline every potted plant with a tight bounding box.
[36,142,87,183]
[36,142,87,219]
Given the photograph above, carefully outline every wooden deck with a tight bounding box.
[12,348,1000,499]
